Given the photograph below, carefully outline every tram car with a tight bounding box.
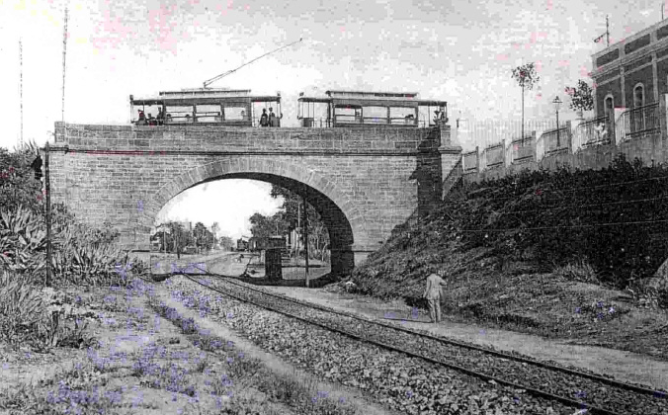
[129,88,282,127]
[297,90,448,129]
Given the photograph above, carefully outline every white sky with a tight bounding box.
[0,0,663,238]
[154,179,283,239]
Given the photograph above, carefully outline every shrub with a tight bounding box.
[0,270,48,347]
[0,205,46,279]
[0,140,44,216]
[553,258,599,283]
[0,204,129,286]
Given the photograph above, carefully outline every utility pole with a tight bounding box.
[61,6,69,123]
[302,196,310,287]
[19,39,23,145]
[44,143,53,287]
[296,201,301,260]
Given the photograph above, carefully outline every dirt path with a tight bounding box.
[252,284,668,391]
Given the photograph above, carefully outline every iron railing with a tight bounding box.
[618,102,660,141]
[572,117,610,150]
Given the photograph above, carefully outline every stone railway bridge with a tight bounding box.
[51,122,462,275]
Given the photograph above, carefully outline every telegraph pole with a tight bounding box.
[19,39,23,145]
[296,202,301,260]
[44,143,53,287]
[61,6,69,123]
[302,196,310,287]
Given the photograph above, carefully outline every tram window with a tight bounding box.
[195,105,222,123]
[362,106,389,124]
[390,107,417,125]
[223,106,247,121]
[334,106,361,124]
[165,106,194,123]
[134,104,162,124]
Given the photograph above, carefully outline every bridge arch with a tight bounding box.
[141,157,368,275]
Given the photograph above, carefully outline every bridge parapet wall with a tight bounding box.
[54,122,440,154]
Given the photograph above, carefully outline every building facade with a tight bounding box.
[591,20,668,141]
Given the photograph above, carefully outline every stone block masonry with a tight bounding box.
[51,122,461,275]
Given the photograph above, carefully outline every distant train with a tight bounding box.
[236,237,250,252]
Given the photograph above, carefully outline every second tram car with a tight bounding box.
[297,90,447,129]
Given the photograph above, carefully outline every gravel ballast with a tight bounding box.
[167,275,582,415]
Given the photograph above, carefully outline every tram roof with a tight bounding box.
[131,89,281,106]
[325,90,419,99]
[298,93,447,107]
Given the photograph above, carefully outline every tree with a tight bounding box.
[219,235,235,250]
[193,222,215,252]
[249,212,290,238]
[269,185,330,262]
[511,63,540,141]
[156,221,193,259]
[565,79,594,119]
[210,222,220,239]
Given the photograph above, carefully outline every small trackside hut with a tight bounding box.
[296,90,448,128]
[129,88,282,127]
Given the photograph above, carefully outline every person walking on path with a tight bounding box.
[423,271,447,323]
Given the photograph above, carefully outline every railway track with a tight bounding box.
[162,257,668,415]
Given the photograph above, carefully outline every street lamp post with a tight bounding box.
[552,96,562,148]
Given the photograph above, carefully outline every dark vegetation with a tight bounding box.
[353,154,668,309]
[1,142,140,351]
[249,184,331,262]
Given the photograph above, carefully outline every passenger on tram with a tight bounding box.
[157,108,164,125]
[137,110,146,126]
[434,107,446,124]
[147,113,157,126]
[268,107,277,127]
[259,109,269,127]
[240,110,246,120]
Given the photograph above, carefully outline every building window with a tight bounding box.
[633,83,645,108]
[603,95,615,143]
[632,84,646,134]
[604,95,614,118]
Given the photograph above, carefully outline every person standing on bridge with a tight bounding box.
[423,271,447,323]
